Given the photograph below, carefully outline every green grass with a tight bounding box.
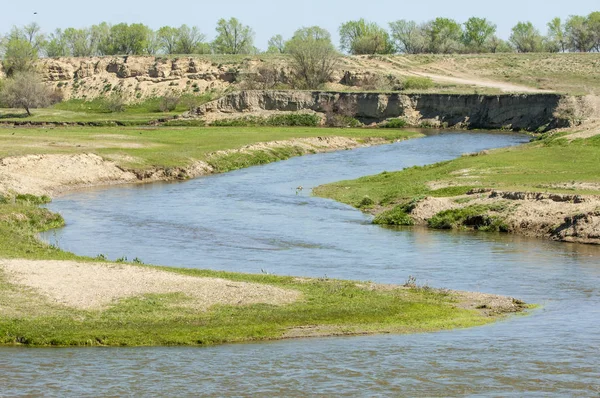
[0,126,422,171]
[315,132,600,211]
[0,196,508,346]
[0,94,215,124]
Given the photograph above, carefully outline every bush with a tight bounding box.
[358,196,375,208]
[427,205,508,232]
[403,76,434,90]
[103,93,126,113]
[158,95,180,112]
[380,118,407,128]
[373,206,414,226]
[211,113,321,127]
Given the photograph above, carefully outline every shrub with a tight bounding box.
[158,95,180,112]
[358,196,375,208]
[380,118,407,128]
[211,113,320,127]
[427,205,509,232]
[103,93,126,113]
[373,206,414,226]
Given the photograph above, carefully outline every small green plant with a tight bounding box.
[380,118,407,128]
[95,254,108,261]
[358,196,375,208]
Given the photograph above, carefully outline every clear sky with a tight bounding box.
[1,0,598,50]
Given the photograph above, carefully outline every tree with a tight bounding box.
[424,18,463,53]
[510,22,543,52]
[0,71,53,115]
[338,19,394,54]
[91,22,112,56]
[463,17,496,52]
[285,26,339,89]
[212,18,254,54]
[486,36,513,53]
[1,26,41,75]
[63,28,96,57]
[175,25,206,54]
[157,26,179,54]
[45,29,69,57]
[565,15,593,52]
[547,17,567,53]
[389,20,427,54]
[266,34,286,53]
[588,12,600,52]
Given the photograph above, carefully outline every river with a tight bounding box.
[2,131,599,397]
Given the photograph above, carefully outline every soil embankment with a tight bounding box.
[191,90,566,131]
[407,190,600,244]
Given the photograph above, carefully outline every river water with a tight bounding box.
[2,131,600,397]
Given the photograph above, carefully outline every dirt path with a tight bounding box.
[405,71,551,93]
[347,56,550,93]
[0,259,300,310]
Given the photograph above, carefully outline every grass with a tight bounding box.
[0,94,214,124]
[0,195,505,346]
[0,126,422,171]
[315,132,600,212]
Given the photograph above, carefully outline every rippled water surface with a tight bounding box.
[2,132,600,397]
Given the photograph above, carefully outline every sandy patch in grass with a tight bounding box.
[0,259,301,311]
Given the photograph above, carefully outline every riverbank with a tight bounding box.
[0,126,421,197]
[0,126,531,346]
[315,129,600,244]
[0,195,527,346]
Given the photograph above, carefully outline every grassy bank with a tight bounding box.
[0,196,523,347]
[0,126,421,172]
[314,131,600,233]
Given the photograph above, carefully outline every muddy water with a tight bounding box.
[2,132,600,396]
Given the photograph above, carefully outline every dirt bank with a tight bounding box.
[407,189,600,244]
[191,90,566,131]
[0,136,387,197]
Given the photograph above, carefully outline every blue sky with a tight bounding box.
[1,0,598,50]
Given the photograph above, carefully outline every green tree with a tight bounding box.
[462,17,496,52]
[588,12,600,52]
[389,20,427,54]
[212,18,255,54]
[45,29,69,57]
[565,15,593,52]
[510,21,543,52]
[285,26,339,89]
[63,28,96,57]
[1,25,43,75]
[424,18,463,53]
[0,71,53,115]
[338,19,394,54]
[92,22,112,56]
[157,26,179,54]
[175,25,206,54]
[547,17,567,52]
[266,34,286,53]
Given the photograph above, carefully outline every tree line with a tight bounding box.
[1,12,599,62]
